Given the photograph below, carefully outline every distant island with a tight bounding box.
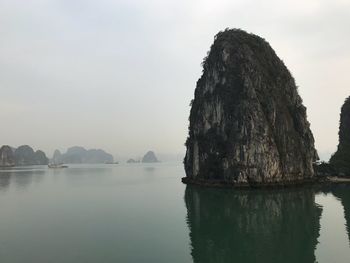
[183,29,318,187]
[142,151,159,163]
[52,146,114,164]
[0,145,115,167]
[125,151,159,163]
[0,145,48,167]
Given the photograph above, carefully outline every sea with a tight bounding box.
[0,163,349,263]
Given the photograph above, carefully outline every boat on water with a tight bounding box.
[48,163,68,169]
[105,161,119,164]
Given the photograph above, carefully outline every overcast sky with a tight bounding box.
[0,0,349,160]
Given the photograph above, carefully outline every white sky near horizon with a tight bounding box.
[0,0,349,160]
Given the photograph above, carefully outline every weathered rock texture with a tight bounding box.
[0,145,15,167]
[330,96,350,175]
[142,151,158,163]
[184,29,317,185]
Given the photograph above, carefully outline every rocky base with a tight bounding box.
[182,176,350,189]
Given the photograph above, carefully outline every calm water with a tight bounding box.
[0,163,349,263]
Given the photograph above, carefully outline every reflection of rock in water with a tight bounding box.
[144,167,155,173]
[0,172,12,190]
[14,171,34,189]
[185,186,322,263]
[0,169,46,190]
[331,185,350,243]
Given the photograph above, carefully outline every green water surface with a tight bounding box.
[0,163,349,263]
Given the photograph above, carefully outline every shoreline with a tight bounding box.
[182,176,350,189]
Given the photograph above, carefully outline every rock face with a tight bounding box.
[0,145,15,167]
[184,29,317,185]
[142,151,158,163]
[55,146,114,164]
[14,145,49,165]
[330,96,350,175]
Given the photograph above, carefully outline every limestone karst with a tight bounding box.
[142,151,159,163]
[14,145,49,165]
[52,146,114,164]
[184,29,318,186]
[330,96,350,175]
[0,145,15,167]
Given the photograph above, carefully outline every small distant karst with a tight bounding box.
[184,29,318,186]
[52,146,114,164]
[142,151,159,163]
[330,96,350,175]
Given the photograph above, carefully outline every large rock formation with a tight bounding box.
[14,145,49,165]
[142,151,159,163]
[55,146,114,164]
[184,29,317,186]
[330,96,350,175]
[0,145,15,167]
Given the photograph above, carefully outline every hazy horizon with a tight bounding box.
[1,0,350,161]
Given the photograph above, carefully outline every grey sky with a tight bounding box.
[0,0,349,160]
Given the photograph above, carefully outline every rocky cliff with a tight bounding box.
[330,96,350,175]
[184,29,318,186]
[14,145,49,165]
[0,145,15,167]
[142,151,159,163]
